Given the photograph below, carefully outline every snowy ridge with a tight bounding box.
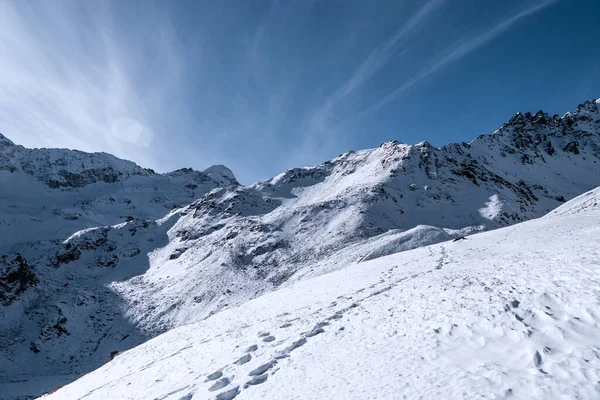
[0,99,599,398]
[113,98,600,333]
[0,132,150,188]
[0,136,238,399]
[202,165,238,187]
[546,186,600,217]
[40,186,600,400]
[0,135,238,249]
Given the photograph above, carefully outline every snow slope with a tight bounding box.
[1,99,599,398]
[112,99,600,333]
[41,186,600,400]
[547,186,600,217]
[0,135,238,399]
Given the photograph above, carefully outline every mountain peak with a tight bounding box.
[202,164,238,186]
[576,98,600,114]
[0,132,15,147]
[562,98,600,120]
[0,133,239,191]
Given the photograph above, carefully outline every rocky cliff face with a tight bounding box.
[0,253,38,307]
[0,99,598,399]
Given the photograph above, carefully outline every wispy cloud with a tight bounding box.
[294,0,444,165]
[356,0,560,117]
[0,1,181,166]
[323,0,444,111]
[302,0,560,156]
[0,0,567,184]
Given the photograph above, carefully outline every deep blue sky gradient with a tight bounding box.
[1,0,599,183]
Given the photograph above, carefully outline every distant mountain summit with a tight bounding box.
[0,98,599,399]
[0,131,238,190]
[0,134,238,248]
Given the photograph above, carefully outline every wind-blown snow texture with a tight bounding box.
[41,186,600,400]
[0,99,599,398]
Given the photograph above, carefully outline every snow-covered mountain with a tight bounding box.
[0,135,238,398]
[40,186,600,400]
[0,133,238,248]
[113,98,600,331]
[0,99,599,399]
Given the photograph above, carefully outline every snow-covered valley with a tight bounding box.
[0,98,599,399]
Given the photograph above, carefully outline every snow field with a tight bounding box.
[42,200,600,400]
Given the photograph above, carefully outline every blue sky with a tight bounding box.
[0,0,598,183]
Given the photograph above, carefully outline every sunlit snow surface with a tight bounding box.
[2,100,599,398]
[479,194,504,220]
[42,188,600,400]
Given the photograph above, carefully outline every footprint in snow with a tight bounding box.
[244,373,268,388]
[257,331,270,338]
[279,322,292,328]
[314,321,329,329]
[206,371,223,381]
[249,361,276,376]
[281,337,306,353]
[215,386,240,400]
[245,344,258,352]
[327,313,343,321]
[368,285,393,297]
[332,303,359,316]
[234,354,252,365]
[209,377,231,392]
[306,328,325,338]
[262,335,276,343]
[278,322,330,357]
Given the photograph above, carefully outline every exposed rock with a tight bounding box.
[0,253,38,306]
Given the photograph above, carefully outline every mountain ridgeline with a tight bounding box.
[0,98,599,399]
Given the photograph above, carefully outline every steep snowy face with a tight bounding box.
[111,99,600,332]
[0,133,16,150]
[40,186,600,400]
[0,137,240,399]
[0,215,181,399]
[546,186,600,217]
[202,165,238,187]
